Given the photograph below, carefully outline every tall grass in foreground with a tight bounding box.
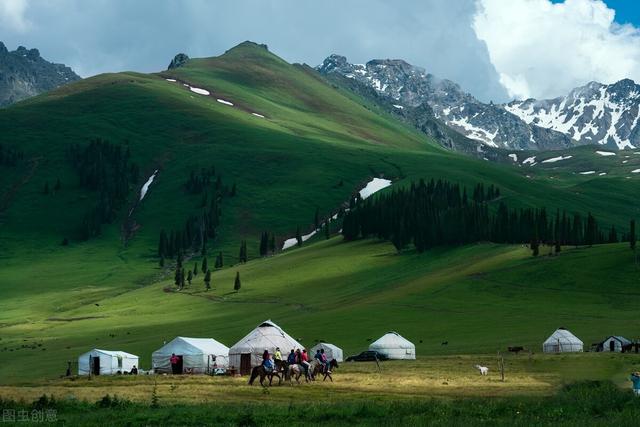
[1,381,638,426]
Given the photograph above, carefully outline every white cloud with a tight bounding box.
[0,0,31,32]
[473,0,640,100]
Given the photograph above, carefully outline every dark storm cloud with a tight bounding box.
[0,0,509,102]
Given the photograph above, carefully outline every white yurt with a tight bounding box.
[229,320,303,375]
[542,328,583,353]
[78,349,139,376]
[600,336,632,353]
[152,337,229,374]
[310,342,344,362]
[369,331,416,360]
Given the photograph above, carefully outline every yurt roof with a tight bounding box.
[310,342,342,352]
[230,319,302,352]
[81,349,138,358]
[543,328,583,345]
[370,331,414,348]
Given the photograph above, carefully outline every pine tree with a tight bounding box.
[201,257,208,274]
[296,227,302,247]
[187,270,193,285]
[180,268,186,289]
[324,220,330,240]
[234,271,241,292]
[259,232,268,257]
[269,234,276,254]
[204,269,211,291]
[174,267,181,288]
[531,230,539,257]
[54,178,61,192]
[230,182,236,197]
[631,219,637,251]
[159,256,165,267]
[193,262,198,276]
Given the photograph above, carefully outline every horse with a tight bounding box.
[248,362,284,386]
[309,359,339,382]
[284,363,308,384]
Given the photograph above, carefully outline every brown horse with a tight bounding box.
[309,359,339,382]
[248,360,286,386]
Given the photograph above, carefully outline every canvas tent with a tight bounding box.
[152,337,229,374]
[542,328,583,353]
[599,336,632,352]
[310,342,344,362]
[78,349,138,376]
[369,331,416,360]
[229,320,303,375]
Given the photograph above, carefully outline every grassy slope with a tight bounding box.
[1,237,639,383]
[1,42,639,387]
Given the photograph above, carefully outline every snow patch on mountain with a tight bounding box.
[140,170,158,201]
[542,155,572,163]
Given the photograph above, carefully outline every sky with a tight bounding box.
[0,0,639,103]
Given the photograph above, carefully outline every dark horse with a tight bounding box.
[248,359,287,386]
[309,359,339,382]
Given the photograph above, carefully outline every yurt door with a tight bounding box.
[92,356,100,375]
[240,353,251,375]
[610,340,616,352]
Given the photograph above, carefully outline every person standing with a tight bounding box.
[170,353,179,374]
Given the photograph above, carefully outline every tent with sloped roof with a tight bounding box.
[78,349,139,376]
[310,342,344,362]
[152,336,229,374]
[599,336,632,352]
[543,328,583,353]
[369,331,416,360]
[229,320,303,374]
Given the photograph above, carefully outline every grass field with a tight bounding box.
[2,42,640,425]
[2,355,640,426]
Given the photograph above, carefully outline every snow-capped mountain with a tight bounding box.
[505,79,640,150]
[318,54,637,151]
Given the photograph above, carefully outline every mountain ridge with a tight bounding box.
[0,42,80,107]
[318,54,638,151]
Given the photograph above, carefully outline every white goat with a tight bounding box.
[475,365,489,376]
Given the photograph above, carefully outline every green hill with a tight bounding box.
[0,41,639,383]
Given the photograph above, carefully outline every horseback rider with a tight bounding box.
[287,349,296,364]
[321,348,330,373]
[262,349,274,373]
[300,349,310,378]
[274,347,282,362]
[314,348,324,373]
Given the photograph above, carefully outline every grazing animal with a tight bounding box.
[441,341,448,346]
[475,365,489,376]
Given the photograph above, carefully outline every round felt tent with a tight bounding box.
[152,337,229,374]
[78,349,139,376]
[229,320,303,375]
[543,328,583,353]
[369,331,416,360]
[310,342,344,362]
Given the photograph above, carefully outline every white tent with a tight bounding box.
[310,342,344,362]
[543,328,583,353]
[152,337,229,374]
[229,320,303,375]
[78,349,139,376]
[600,336,632,352]
[369,331,416,360]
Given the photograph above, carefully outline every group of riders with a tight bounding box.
[262,347,332,377]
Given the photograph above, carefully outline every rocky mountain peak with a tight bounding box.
[0,42,80,107]
[168,53,189,70]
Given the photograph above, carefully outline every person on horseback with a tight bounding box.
[262,349,274,373]
[314,348,325,373]
[321,348,330,373]
[287,349,296,364]
[274,347,282,362]
[301,349,310,379]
